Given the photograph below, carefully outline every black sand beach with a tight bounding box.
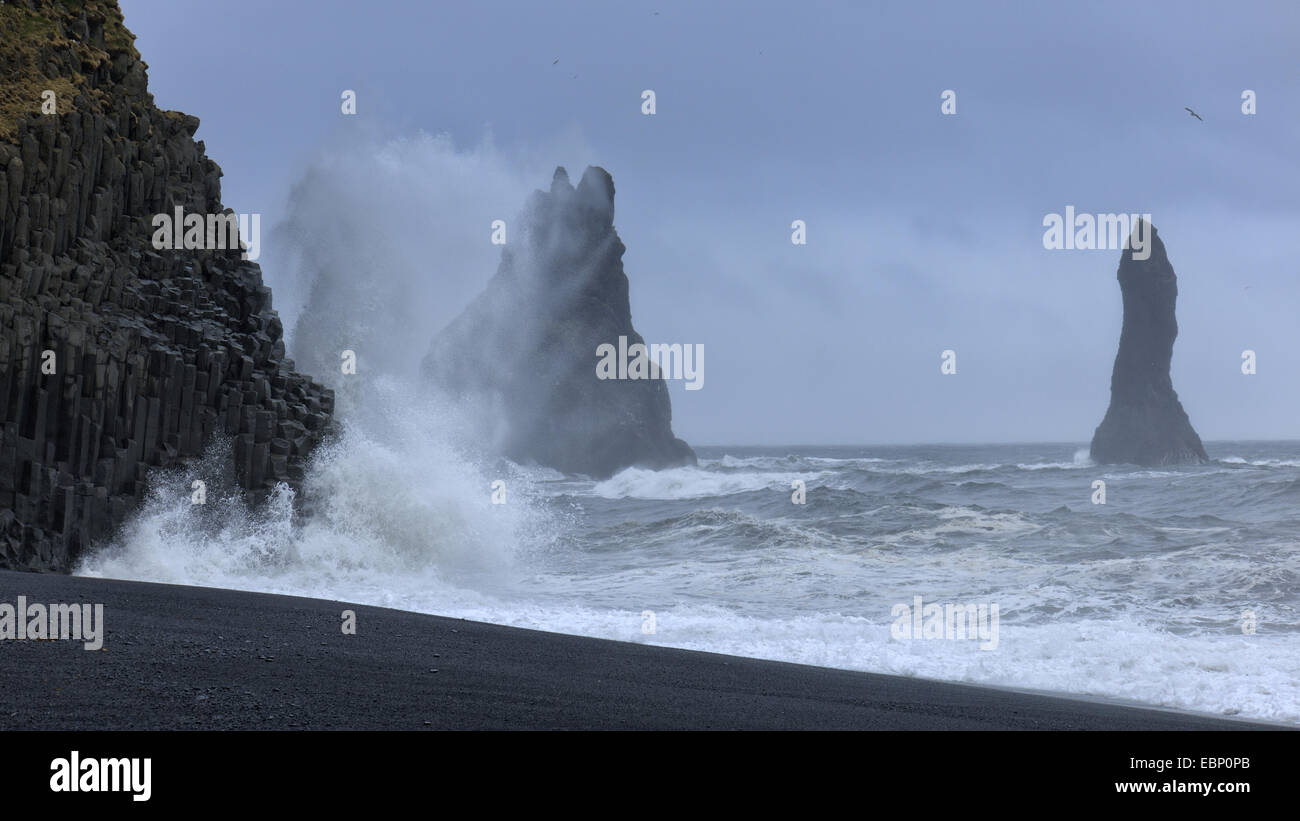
[0,570,1279,731]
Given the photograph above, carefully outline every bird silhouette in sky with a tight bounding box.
[1184,107,1203,121]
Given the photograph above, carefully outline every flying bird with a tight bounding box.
[552,58,559,65]
[1184,107,1203,121]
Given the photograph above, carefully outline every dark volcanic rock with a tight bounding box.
[1090,223,1206,466]
[0,1,333,571]
[422,166,695,478]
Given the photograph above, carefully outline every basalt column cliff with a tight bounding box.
[1090,223,1207,466]
[422,166,695,478]
[0,1,333,571]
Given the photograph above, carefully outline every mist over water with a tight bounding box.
[80,133,574,608]
[266,132,593,382]
[75,136,1300,726]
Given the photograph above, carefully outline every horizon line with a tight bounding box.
[689,439,1300,449]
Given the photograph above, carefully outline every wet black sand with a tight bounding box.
[0,570,1281,730]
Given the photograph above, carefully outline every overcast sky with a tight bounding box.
[120,0,1300,445]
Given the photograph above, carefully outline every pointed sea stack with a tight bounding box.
[1090,223,1207,465]
[422,166,695,478]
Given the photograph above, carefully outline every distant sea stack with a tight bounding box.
[422,166,695,478]
[1090,223,1207,466]
[0,1,333,571]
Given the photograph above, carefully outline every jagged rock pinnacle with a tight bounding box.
[1090,223,1207,466]
[422,165,694,478]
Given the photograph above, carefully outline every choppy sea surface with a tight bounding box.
[77,417,1300,724]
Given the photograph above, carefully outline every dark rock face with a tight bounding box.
[0,1,333,571]
[422,166,695,478]
[1090,224,1206,466]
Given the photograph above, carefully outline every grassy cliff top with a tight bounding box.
[0,0,142,143]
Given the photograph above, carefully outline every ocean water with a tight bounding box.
[75,394,1300,724]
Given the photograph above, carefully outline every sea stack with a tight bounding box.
[1090,223,1207,465]
[422,166,695,478]
[0,1,333,571]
